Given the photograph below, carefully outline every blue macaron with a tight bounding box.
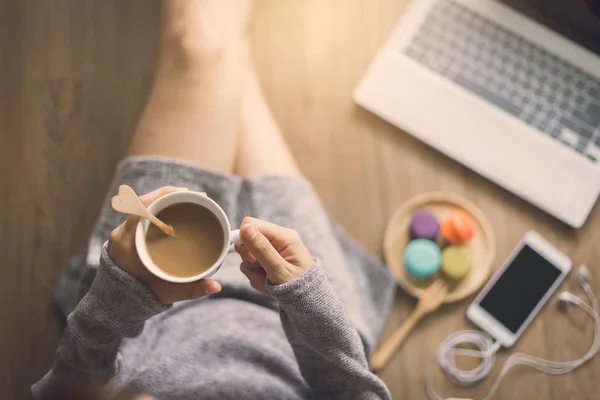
[404,239,442,279]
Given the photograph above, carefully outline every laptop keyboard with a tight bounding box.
[403,0,600,162]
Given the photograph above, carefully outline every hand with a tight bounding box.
[107,186,222,305]
[235,217,314,295]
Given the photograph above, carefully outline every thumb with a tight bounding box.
[155,279,221,304]
[240,223,284,275]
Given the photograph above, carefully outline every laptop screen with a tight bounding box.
[499,0,600,55]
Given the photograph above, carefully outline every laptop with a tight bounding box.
[355,0,600,228]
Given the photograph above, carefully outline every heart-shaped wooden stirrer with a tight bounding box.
[111,185,176,237]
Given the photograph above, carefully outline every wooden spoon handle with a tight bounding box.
[371,308,424,371]
[145,213,175,236]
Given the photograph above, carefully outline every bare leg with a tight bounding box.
[234,63,302,177]
[128,0,251,173]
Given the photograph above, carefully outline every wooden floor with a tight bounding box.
[1,1,599,399]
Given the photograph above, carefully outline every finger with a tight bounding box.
[132,395,158,400]
[108,221,126,244]
[160,279,221,303]
[107,222,127,257]
[180,279,221,300]
[139,186,189,208]
[234,242,257,264]
[240,262,268,295]
[199,279,222,295]
[240,217,298,251]
[108,221,138,256]
[122,214,142,235]
[239,223,285,275]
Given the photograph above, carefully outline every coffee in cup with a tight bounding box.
[145,202,225,278]
[135,191,240,283]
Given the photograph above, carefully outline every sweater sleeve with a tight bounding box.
[32,243,168,399]
[267,260,391,400]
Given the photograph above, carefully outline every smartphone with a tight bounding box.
[467,231,572,347]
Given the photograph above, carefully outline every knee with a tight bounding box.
[160,31,221,71]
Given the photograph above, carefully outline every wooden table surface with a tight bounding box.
[1,1,598,399]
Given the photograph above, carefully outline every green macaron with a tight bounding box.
[441,245,472,280]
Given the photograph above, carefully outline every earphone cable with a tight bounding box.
[426,282,599,400]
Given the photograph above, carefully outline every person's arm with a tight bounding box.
[235,218,391,400]
[33,186,221,399]
[269,261,391,400]
[32,246,168,398]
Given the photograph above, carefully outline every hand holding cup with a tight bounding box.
[234,217,314,295]
[108,186,222,305]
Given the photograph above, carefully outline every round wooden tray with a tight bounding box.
[384,192,496,303]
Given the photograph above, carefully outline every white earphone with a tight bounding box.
[426,265,600,400]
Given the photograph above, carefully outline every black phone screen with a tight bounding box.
[478,245,563,334]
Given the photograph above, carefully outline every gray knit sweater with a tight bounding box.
[33,245,391,400]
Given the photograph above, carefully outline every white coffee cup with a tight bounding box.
[135,191,240,283]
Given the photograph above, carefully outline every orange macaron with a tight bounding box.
[440,209,475,245]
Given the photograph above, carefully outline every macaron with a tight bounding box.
[440,209,475,245]
[409,210,439,241]
[441,245,473,280]
[404,239,442,279]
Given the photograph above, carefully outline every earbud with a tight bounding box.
[429,265,599,400]
[578,266,591,286]
[558,291,574,309]
[558,291,575,309]
[557,266,592,310]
